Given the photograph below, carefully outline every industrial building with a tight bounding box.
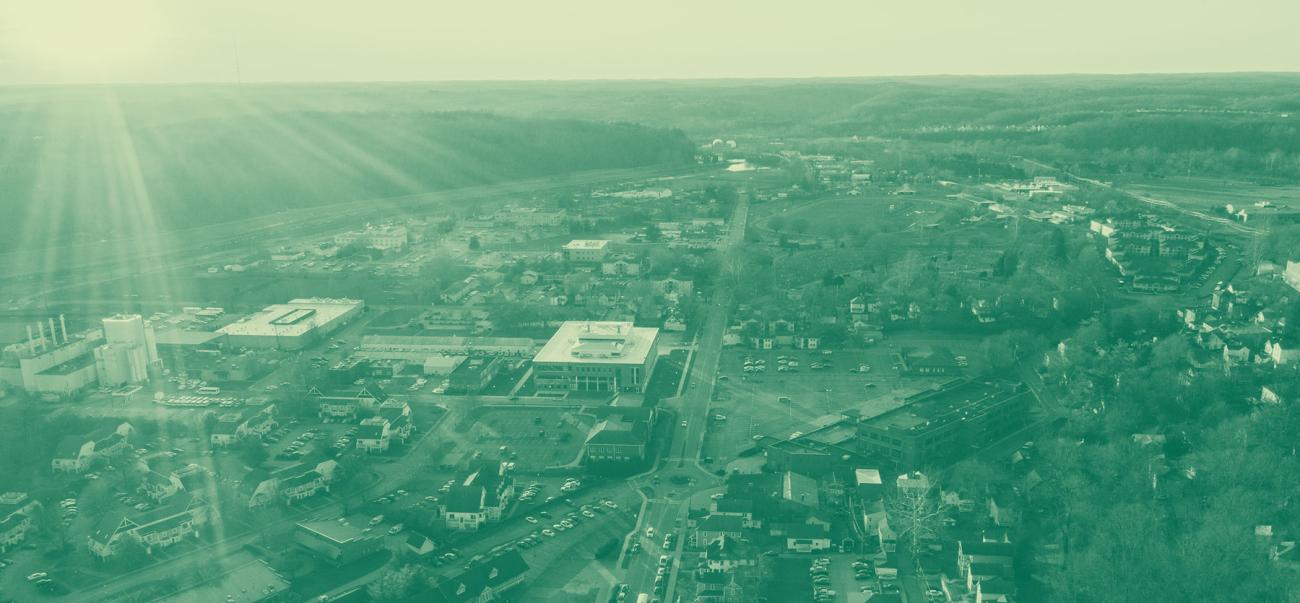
[356,335,535,376]
[0,316,103,397]
[532,321,659,393]
[217,298,363,349]
[94,314,160,387]
[857,379,1031,469]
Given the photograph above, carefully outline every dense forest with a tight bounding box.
[0,88,694,250]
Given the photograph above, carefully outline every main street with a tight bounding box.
[621,194,749,602]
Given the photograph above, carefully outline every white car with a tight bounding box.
[27,572,48,582]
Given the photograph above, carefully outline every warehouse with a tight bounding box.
[218,299,363,349]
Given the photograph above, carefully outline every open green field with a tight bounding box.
[755,190,962,236]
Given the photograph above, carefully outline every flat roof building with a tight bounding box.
[858,379,1031,469]
[218,299,363,349]
[532,322,659,393]
[562,239,611,263]
[295,518,383,564]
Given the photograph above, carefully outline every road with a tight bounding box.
[621,194,749,602]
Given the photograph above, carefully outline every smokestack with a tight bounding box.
[26,324,34,354]
[49,318,58,345]
[59,314,68,344]
[36,321,46,350]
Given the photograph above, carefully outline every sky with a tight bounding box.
[1,0,1298,84]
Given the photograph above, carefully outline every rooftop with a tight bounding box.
[861,379,1025,434]
[563,239,610,250]
[534,321,658,366]
[218,298,361,338]
[297,518,374,544]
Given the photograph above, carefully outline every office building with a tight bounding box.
[532,321,659,393]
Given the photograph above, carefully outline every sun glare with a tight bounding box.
[6,0,162,77]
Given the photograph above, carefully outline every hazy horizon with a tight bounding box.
[3,0,1299,85]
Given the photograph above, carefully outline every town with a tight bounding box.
[3,123,1299,603]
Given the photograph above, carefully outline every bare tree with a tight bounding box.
[886,474,951,556]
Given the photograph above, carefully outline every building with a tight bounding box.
[442,462,514,531]
[359,335,535,365]
[209,404,277,447]
[0,318,103,397]
[562,239,611,263]
[776,522,832,553]
[355,418,392,454]
[583,411,652,464]
[0,492,39,553]
[858,380,1031,469]
[899,346,960,376]
[51,436,96,473]
[446,356,504,394]
[88,493,215,558]
[295,518,384,564]
[94,314,160,387]
[532,322,659,393]
[333,224,408,251]
[217,298,363,349]
[703,535,757,571]
[1285,260,1300,294]
[429,549,529,603]
[244,460,340,507]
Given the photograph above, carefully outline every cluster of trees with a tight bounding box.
[0,102,696,251]
[1024,301,1300,600]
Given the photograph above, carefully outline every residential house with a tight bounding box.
[356,418,392,454]
[0,492,39,553]
[88,493,215,558]
[703,535,757,572]
[245,460,340,508]
[406,532,437,557]
[774,522,832,553]
[429,549,530,603]
[441,462,514,531]
[696,514,745,544]
[139,471,185,503]
[51,436,96,473]
[279,470,330,503]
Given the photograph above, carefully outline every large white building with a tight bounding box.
[533,321,659,393]
[95,314,160,387]
[562,239,611,263]
[218,299,364,349]
[1285,260,1300,294]
[333,225,408,251]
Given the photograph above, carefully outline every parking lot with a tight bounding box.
[456,407,593,471]
[700,338,986,463]
[264,420,353,461]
